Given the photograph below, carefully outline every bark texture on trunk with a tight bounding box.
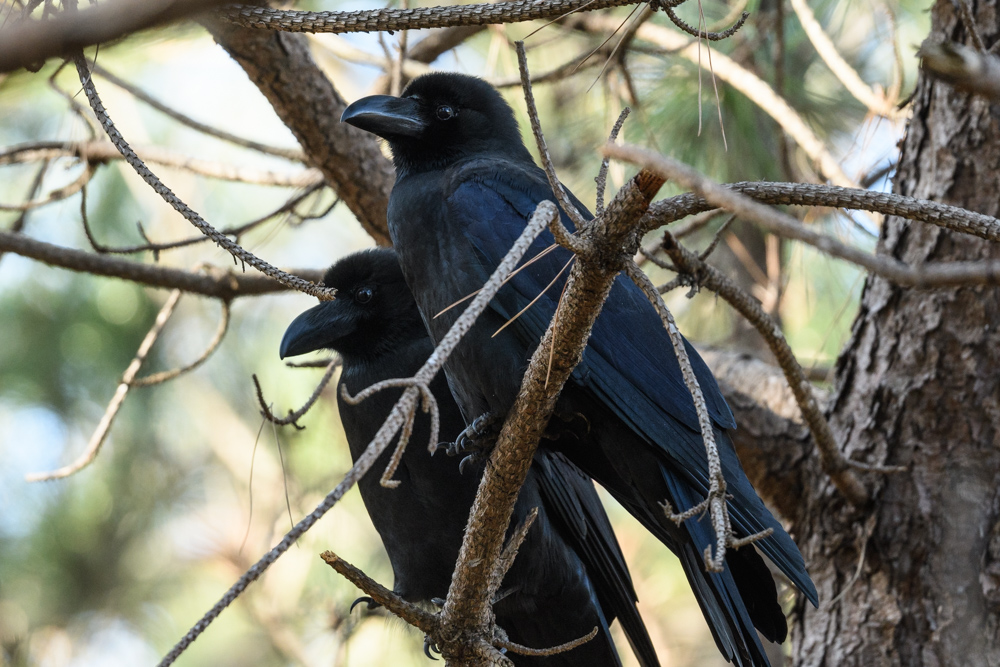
[793,3,1000,665]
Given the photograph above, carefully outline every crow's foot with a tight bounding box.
[446,411,501,463]
[458,452,487,475]
[423,635,442,660]
[350,596,380,614]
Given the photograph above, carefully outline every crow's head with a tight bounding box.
[280,248,425,362]
[341,73,533,175]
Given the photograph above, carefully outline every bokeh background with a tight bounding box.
[0,0,929,664]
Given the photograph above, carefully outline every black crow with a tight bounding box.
[280,248,659,667]
[341,73,819,667]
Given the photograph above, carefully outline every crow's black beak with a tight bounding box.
[341,95,426,139]
[280,301,344,359]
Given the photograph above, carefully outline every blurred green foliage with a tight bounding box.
[0,0,928,665]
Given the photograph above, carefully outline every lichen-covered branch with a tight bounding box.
[219,0,640,34]
[320,550,438,634]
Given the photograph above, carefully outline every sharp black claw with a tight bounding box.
[423,636,440,660]
[459,454,476,475]
[350,596,379,613]
[447,412,500,461]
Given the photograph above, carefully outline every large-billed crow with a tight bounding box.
[280,248,659,666]
[341,73,819,666]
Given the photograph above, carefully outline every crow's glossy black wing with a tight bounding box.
[449,166,818,606]
[533,450,660,667]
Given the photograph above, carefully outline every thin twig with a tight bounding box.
[515,41,589,230]
[496,627,599,657]
[389,0,408,97]
[657,233,871,505]
[92,64,305,162]
[623,261,733,569]
[0,159,94,212]
[131,300,231,386]
[71,55,335,300]
[0,229,323,300]
[698,213,735,260]
[660,4,749,41]
[595,106,631,215]
[608,144,1000,288]
[25,290,182,482]
[80,182,328,256]
[312,33,432,84]
[0,140,322,187]
[950,0,985,52]
[0,159,48,263]
[491,44,606,88]
[252,359,340,428]
[320,550,438,634]
[489,507,538,600]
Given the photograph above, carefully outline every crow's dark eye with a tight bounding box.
[355,287,374,304]
[436,105,456,120]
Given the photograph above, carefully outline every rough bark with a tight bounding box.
[205,19,394,245]
[793,2,1000,666]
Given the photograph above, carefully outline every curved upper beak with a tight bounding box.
[280,301,344,359]
[341,95,426,139]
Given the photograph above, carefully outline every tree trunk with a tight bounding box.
[792,2,1000,665]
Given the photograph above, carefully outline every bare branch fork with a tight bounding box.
[253,359,341,430]
[157,193,556,667]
